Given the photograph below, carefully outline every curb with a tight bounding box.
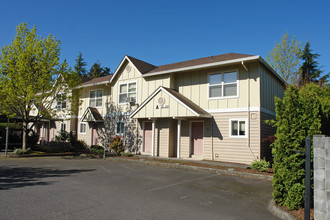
[107,157,273,181]
[268,199,296,220]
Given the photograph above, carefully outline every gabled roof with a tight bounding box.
[130,86,211,119]
[81,107,104,122]
[80,75,112,88]
[126,56,156,74]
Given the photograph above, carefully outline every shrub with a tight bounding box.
[269,84,330,210]
[90,145,104,155]
[55,130,69,142]
[121,151,133,157]
[251,159,270,172]
[110,136,124,156]
[14,147,31,155]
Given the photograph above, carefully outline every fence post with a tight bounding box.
[305,137,311,220]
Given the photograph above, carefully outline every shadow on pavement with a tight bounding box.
[0,166,95,190]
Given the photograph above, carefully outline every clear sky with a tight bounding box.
[1,0,329,76]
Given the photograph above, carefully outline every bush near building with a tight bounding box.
[269,84,330,210]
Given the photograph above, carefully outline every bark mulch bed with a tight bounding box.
[279,205,314,220]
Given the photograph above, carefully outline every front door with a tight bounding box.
[191,122,203,156]
[92,123,98,145]
[144,122,152,153]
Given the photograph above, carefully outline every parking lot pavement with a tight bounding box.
[0,158,278,220]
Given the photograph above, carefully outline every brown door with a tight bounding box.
[191,122,203,155]
[92,123,98,145]
[144,122,152,153]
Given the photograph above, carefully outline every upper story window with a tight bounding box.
[119,82,136,104]
[208,71,238,98]
[89,90,102,108]
[56,94,66,110]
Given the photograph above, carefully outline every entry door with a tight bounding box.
[144,122,152,153]
[92,123,98,145]
[191,122,203,155]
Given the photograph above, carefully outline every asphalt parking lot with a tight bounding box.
[0,157,278,220]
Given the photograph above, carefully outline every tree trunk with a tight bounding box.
[22,121,27,151]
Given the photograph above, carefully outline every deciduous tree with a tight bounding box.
[0,23,80,150]
[267,33,302,85]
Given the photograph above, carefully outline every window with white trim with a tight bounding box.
[116,121,125,135]
[56,94,67,110]
[230,119,247,137]
[119,82,136,104]
[60,122,66,131]
[89,90,102,108]
[208,71,238,98]
[80,122,87,134]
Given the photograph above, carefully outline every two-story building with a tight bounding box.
[75,53,285,164]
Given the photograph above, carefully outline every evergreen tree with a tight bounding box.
[299,42,329,86]
[74,52,87,78]
[87,62,111,79]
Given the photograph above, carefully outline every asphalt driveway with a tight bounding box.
[0,157,278,220]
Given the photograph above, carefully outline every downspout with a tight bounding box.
[241,61,257,160]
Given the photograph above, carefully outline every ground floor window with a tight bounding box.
[116,121,125,135]
[229,119,247,137]
[60,122,66,131]
[80,122,87,134]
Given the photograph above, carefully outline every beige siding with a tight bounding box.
[210,112,260,164]
[111,61,170,114]
[77,121,92,146]
[260,64,285,113]
[174,62,260,110]
[133,90,196,118]
[155,119,169,157]
[78,84,111,117]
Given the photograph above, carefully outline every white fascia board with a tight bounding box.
[77,81,109,89]
[109,56,142,84]
[142,56,261,77]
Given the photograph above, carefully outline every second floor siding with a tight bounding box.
[111,61,170,111]
[172,62,260,111]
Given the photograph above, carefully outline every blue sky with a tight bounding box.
[1,0,329,75]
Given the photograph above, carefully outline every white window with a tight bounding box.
[89,90,102,108]
[116,121,125,135]
[80,123,87,134]
[56,94,67,110]
[229,119,247,138]
[119,82,136,104]
[60,122,66,131]
[208,71,238,98]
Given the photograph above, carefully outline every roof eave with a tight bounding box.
[142,56,261,77]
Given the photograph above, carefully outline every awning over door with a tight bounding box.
[81,107,104,122]
[130,86,211,119]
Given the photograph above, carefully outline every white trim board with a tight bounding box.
[206,107,276,116]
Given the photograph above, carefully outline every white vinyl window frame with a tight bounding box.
[79,122,87,134]
[229,118,248,138]
[89,89,103,108]
[118,81,137,105]
[207,70,239,100]
[116,121,125,135]
[60,122,67,132]
[56,93,67,110]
